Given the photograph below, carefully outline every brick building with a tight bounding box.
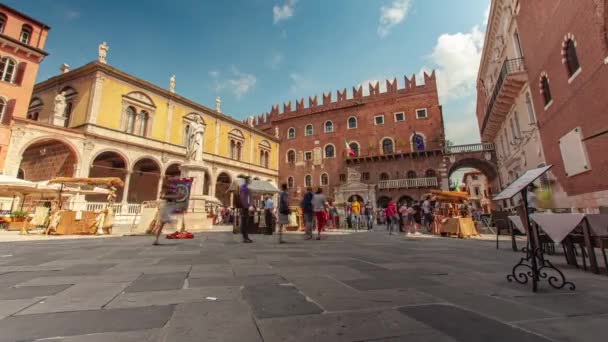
[0,4,49,171]
[515,0,608,210]
[253,71,446,207]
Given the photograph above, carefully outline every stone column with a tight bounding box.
[165,101,175,142]
[86,72,105,125]
[180,163,211,230]
[156,172,165,200]
[121,171,132,215]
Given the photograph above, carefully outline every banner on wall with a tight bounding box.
[165,178,193,213]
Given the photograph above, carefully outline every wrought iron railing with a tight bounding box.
[481,57,526,135]
[444,143,495,154]
[378,177,438,190]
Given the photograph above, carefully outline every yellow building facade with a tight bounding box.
[4,56,279,211]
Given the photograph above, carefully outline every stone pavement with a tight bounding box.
[0,230,607,342]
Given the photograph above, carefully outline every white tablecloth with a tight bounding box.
[508,216,526,234]
[530,213,585,243]
[586,214,608,237]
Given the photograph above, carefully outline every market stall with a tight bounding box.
[430,190,479,238]
[228,179,279,234]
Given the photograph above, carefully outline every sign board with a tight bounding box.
[313,147,323,166]
[346,167,361,183]
[492,165,552,201]
[165,178,193,213]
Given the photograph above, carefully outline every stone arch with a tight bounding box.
[397,195,415,206]
[377,196,391,209]
[215,171,232,206]
[447,157,498,182]
[348,194,364,203]
[18,138,79,182]
[128,157,162,203]
[88,150,129,202]
[124,91,156,108]
[17,136,81,165]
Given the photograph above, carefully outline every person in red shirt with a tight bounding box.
[385,200,398,235]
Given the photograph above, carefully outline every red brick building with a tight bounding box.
[253,71,446,207]
[516,0,608,210]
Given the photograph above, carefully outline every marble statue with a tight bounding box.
[215,97,221,113]
[53,92,67,117]
[247,116,254,127]
[98,42,109,64]
[274,126,279,139]
[169,75,175,93]
[186,118,205,162]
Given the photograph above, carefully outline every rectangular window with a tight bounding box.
[339,174,346,182]
[514,112,522,138]
[416,108,428,119]
[374,115,384,125]
[510,118,518,140]
[394,112,405,122]
[513,31,524,58]
[474,187,481,196]
[20,31,30,44]
[525,93,537,125]
[304,151,312,161]
[472,175,478,180]
[362,172,370,181]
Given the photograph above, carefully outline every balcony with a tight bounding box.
[378,177,438,190]
[481,58,527,141]
[444,143,495,155]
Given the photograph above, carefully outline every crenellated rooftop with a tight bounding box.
[245,71,437,128]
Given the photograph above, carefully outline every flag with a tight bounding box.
[344,139,356,157]
[412,131,425,151]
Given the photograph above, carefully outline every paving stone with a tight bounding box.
[516,314,608,342]
[17,273,141,287]
[106,286,241,309]
[243,283,323,319]
[162,301,261,342]
[0,284,72,300]
[510,293,608,316]
[0,298,41,319]
[125,272,187,292]
[344,271,440,291]
[233,264,277,277]
[399,304,552,342]
[18,282,130,314]
[54,263,117,276]
[57,329,162,342]
[0,305,174,342]
[103,264,191,275]
[256,309,444,342]
[188,275,286,288]
[189,264,234,278]
[420,286,559,322]
[0,271,57,288]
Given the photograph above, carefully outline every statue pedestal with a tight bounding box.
[51,114,67,127]
[180,163,212,230]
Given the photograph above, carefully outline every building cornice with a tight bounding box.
[33,61,280,143]
[0,34,48,57]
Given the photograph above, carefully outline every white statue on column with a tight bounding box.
[247,116,254,127]
[274,126,279,139]
[169,75,176,93]
[53,92,67,117]
[98,42,109,64]
[215,96,221,113]
[187,117,205,162]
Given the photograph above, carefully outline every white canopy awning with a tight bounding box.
[229,179,279,194]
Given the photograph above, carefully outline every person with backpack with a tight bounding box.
[300,187,314,240]
[277,184,290,244]
[364,201,374,230]
[312,188,327,240]
[238,177,254,243]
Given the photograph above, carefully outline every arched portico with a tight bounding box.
[128,157,161,203]
[18,138,78,182]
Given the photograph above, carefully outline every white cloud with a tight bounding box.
[483,2,491,27]
[428,25,485,102]
[64,10,80,20]
[212,68,256,99]
[444,102,482,145]
[378,0,412,38]
[266,52,284,70]
[273,0,297,24]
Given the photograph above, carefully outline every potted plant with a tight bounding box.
[11,211,27,222]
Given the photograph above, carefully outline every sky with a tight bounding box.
[8,0,489,147]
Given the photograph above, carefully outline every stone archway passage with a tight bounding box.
[397,195,415,206]
[447,157,498,182]
[377,196,391,209]
[128,158,161,204]
[347,195,364,203]
[19,139,77,182]
[88,151,128,202]
[215,172,232,207]
[160,163,182,200]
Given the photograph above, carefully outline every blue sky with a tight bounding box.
[8,0,489,145]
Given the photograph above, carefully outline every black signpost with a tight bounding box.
[492,165,575,292]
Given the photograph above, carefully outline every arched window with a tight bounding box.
[288,127,295,139]
[138,111,149,136]
[63,102,73,128]
[20,24,32,44]
[287,150,296,164]
[183,124,191,146]
[347,116,357,129]
[305,124,313,136]
[382,138,394,154]
[287,176,294,188]
[27,112,39,121]
[425,169,436,178]
[125,107,136,133]
[349,142,359,157]
[0,57,15,83]
[305,174,312,187]
[235,142,242,161]
[324,144,335,158]
[321,173,329,186]
[380,172,390,181]
[564,38,580,78]
[324,121,333,133]
[540,75,552,106]
[407,171,417,179]
[0,13,6,33]
[412,134,425,151]
[230,140,236,159]
[0,97,5,122]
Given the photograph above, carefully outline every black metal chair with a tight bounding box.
[492,211,517,251]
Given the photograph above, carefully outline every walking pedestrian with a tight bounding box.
[399,202,409,233]
[277,184,290,244]
[385,200,397,235]
[351,198,361,231]
[328,203,338,229]
[411,200,422,235]
[264,195,274,235]
[239,177,254,243]
[312,188,327,240]
[300,188,314,240]
[153,182,180,246]
[422,195,433,233]
[364,201,374,230]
